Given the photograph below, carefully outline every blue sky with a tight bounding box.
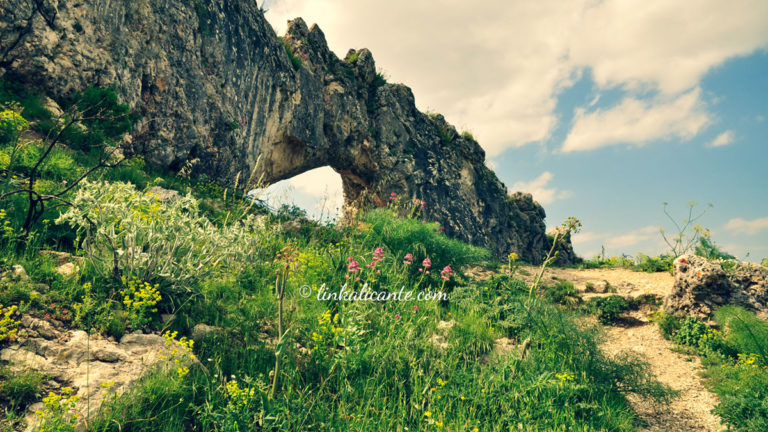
[261,0,768,262]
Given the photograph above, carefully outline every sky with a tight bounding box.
[260,0,768,262]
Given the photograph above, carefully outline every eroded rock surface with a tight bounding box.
[0,315,191,430]
[664,255,768,318]
[0,1,550,260]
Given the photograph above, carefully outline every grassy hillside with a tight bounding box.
[0,82,676,431]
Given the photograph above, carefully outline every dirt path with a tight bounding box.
[518,267,722,431]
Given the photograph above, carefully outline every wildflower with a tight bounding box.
[347,259,360,274]
[422,258,432,268]
[403,253,414,265]
[440,266,453,281]
[508,252,519,262]
[413,305,419,312]
[423,411,432,418]
[390,192,397,200]
[395,314,401,319]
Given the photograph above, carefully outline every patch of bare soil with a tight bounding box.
[602,324,721,432]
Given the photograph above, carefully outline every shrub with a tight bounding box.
[543,281,580,307]
[695,236,735,260]
[35,387,80,432]
[705,352,768,432]
[714,306,768,365]
[651,311,683,340]
[586,295,628,325]
[0,367,45,411]
[0,303,19,343]
[0,109,28,145]
[56,180,267,290]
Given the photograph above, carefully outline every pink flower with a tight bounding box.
[422,258,432,268]
[390,192,397,200]
[395,314,401,319]
[413,305,418,312]
[403,253,414,265]
[348,260,360,273]
[440,265,453,281]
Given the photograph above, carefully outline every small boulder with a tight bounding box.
[191,323,223,340]
[664,254,768,319]
[11,264,28,280]
[147,186,181,203]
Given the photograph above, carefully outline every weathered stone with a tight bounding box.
[4,320,193,431]
[39,250,73,265]
[20,315,60,340]
[0,1,553,262]
[147,186,181,203]
[664,254,768,318]
[191,323,223,340]
[11,264,28,280]
[55,262,76,276]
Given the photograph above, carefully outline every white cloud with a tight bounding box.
[709,130,735,147]
[724,217,768,235]
[265,0,768,156]
[569,0,768,94]
[511,172,571,205]
[561,89,710,152]
[572,226,664,257]
[262,166,344,219]
[607,226,660,250]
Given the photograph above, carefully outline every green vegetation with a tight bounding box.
[580,250,675,273]
[0,80,679,431]
[280,38,303,71]
[655,306,768,432]
[460,130,476,142]
[586,295,629,325]
[543,280,580,307]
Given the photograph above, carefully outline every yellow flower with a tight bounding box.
[423,411,432,418]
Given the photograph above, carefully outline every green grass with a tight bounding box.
[654,306,768,432]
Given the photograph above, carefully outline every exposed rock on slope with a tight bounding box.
[664,254,768,319]
[0,0,549,261]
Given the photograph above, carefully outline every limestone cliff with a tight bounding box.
[0,0,549,261]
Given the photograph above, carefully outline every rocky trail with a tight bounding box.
[519,266,722,432]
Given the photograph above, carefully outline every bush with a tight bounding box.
[586,295,628,324]
[0,367,45,411]
[707,356,768,432]
[0,109,28,145]
[714,306,768,364]
[652,311,683,340]
[56,180,268,291]
[543,281,579,307]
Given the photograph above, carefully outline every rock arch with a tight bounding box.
[0,1,548,261]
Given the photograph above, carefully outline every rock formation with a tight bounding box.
[0,0,551,261]
[664,254,768,319]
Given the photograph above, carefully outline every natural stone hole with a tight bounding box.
[259,166,344,222]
